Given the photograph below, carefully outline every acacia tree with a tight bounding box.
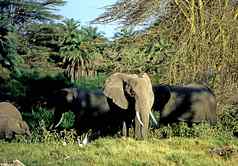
[93,0,162,26]
[94,0,238,105]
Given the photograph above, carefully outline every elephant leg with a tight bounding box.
[122,119,132,137]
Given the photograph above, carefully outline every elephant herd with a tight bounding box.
[0,72,217,141]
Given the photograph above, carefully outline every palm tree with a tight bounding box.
[59,19,105,80]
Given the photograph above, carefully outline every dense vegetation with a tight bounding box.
[0,0,237,165]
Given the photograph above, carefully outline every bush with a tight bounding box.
[58,112,75,129]
[22,107,54,129]
[218,104,238,136]
[74,73,107,90]
[149,121,234,139]
[20,106,78,144]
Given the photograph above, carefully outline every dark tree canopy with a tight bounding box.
[0,0,66,29]
[0,0,66,69]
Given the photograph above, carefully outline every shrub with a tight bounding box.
[218,104,238,137]
[58,112,75,129]
[149,121,234,139]
[74,73,107,90]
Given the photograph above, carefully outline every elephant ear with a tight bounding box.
[103,73,129,109]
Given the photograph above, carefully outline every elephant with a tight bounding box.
[103,72,157,139]
[0,102,31,139]
[49,88,122,139]
[152,83,217,126]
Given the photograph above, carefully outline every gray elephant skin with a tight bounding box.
[103,72,155,139]
[50,88,122,139]
[0,102,31,139]
[152,84,217,125]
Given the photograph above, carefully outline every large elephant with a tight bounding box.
[49,88,121,139]
[152,83,217,125]
[0,102,31,139]
[103,72,156,139]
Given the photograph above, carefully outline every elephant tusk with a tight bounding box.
[55,113,65,128]
[149,111,158,126]
[136,111,144,127]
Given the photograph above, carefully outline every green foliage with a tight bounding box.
[219,104,238,136]
[0,24,21,70]
[0,67,72,113]
[21,107,76,144]
[5,79,26,97]
[98,24,176,76]
[0,2,238,165]
[59,18,106,81]
[96,0,238,107]
[74,73,107,90]
[23,23,66,67]
[0,0,66,28]
[31,107,54,129]
[0,0,67,75]
[149,121,235,140]
[58,112,75,129]
[26,105,74,130]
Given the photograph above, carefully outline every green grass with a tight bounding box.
[0,137,238,166]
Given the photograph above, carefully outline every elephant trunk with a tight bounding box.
[134,111,149,139]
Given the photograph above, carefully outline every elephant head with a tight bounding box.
[49,87,114,138]
[0,116,31,139]
[14,119,31,137]
[48,88,78,129]
[103,72,155,139]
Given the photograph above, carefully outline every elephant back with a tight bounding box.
[153,84,217,124]
[0,102,22,120]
